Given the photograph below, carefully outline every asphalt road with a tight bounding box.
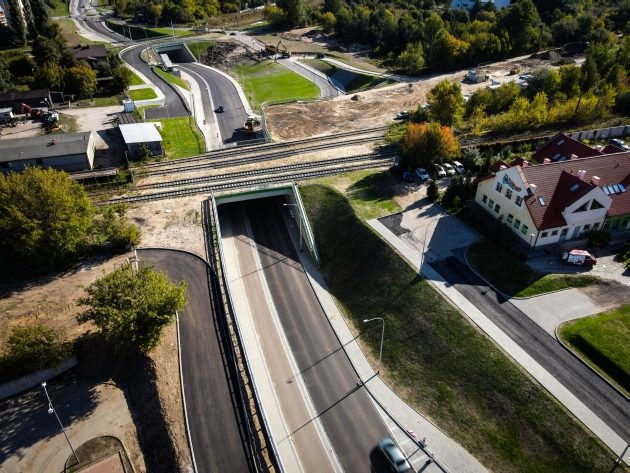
[220,198,394,472]
[431,255,630,440]
[137,249,252,473]
[178,63,262,144]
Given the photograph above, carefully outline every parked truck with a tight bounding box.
[465,69,489,84]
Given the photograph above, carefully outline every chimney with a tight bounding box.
[499,165,507,170]
[591,176,600,185]
[570,154,578,160]
[529,183,537,194]
[577,169,586,180]
[543,158,551,164]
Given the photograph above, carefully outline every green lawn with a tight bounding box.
[153,67,190,91]
[230,60,320,111]
[56,18,100,46]
[301,58,391,92]
[187,41,216,61]
[149,27,192,37]
[128,87,158,101]
[559,306,630,394]
[91,93,123,107]
[149,117,204,159]
[300,182,617,473]
[314,169,400,220]
[467,240,597,297]
[47,0,69,16]
[129,70,145,86]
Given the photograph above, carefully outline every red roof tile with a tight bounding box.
[521,152,630,230]
[489,160,509,173]
[532,132,602,164]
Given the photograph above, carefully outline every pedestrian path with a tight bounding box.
[367,218,630,465]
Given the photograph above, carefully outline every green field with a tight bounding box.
[56,18,100,46]
[91,92,123,107]
[187,41,216,61]
[560,306,630,394]
[300,182,618,473]
[150,117,204,159]
[230,60,320,110]
[47,0,69,16]
[153,67,190,91]
[302,58,392,92]
[129,87,158,101]
[129,70,145,86]
[467,240,597,297]
[148,27,192,37]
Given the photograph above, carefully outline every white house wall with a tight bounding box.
[561,187,611,226]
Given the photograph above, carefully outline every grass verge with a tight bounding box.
[188,40,216,61]
[148,27,192,37]
[559,306,630,394]
[47,0,69,16]
[129,70,145,86]
[467,240,597,297]
[301,58,392,92]
[150,117,204,159]
[300,182,618,473]
[129,87,158,101]
[56,18,100,46]
[230,60,320,111]
[153,67,190,91]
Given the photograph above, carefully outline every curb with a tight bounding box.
[191,63,255,117]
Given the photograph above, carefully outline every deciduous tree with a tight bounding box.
[400,122,459,168]
[0,57,13,93]
[396,42,425,74]
[65,65,97,98]
[77,265,187,353]
[427,80,465,127]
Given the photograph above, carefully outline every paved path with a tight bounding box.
[137,249,252,473]
[368,218,630,464]
[279,58,340,98]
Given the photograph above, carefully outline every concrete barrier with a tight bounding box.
[0,356,78,401]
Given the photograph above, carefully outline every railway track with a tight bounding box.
[105,156,394,205]
[134,152,396,191]
[136,125,389,172]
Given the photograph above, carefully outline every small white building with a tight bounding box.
[119,123,163,159]
[475,151,630,248]
[451,0,511,11]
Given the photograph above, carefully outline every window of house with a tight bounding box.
[551,230,558,236]
[482,194,487,204]
[583,224,591,230]
[514,219,521,229]
[507,214,513,224]
[496,182,503,192]
[590,200,605,210]
[593,222,600,229]
[505,189,513,200]
[515,196,523,207]
[573,202,588,213]
[541,232,548,237]
[488,198,494,208]
[560,228,568,237]
[521,225,528,235]
[494,203,500,213]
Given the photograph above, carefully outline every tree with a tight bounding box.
[77,264,187,353]
[427,80,465,127]
[396,42,425,74]
[263,4,286,27]
[400,122,459,168]
[0,57,13,93]
[111,64,133,92]
[1,325,71,379]
[321,11,336,34]
[0,168,95,269]
[34,61,65,90]
[276,0,306,28]
[65,65,97,98]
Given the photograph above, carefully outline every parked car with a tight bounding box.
[215,105,224,113]
[395,110,410,120]
[415,167,429,181]
[402,170,414,183]
[453,160,465,174]
[610,138,630,151]
[433,164,446,178]
[443,163,456,176]
[378,437,412,473]
[562,249,597,266]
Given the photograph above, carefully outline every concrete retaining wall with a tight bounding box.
[567,125,630,141]
[0,356,78,401]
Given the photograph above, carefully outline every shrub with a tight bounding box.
[427,180,439,202]
[586,230,610,248]
[0,325,71,381]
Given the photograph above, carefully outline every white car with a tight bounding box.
[443,163,456,176]
[453,160,465,174]
[433,164,446,178]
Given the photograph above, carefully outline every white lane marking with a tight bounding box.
[242,214,344,473]
[178,65,223,145]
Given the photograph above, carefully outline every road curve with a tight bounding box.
[431,255,630,440]
[137,249,253,473]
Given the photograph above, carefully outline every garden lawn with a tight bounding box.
[129,87,158,101]
[150,117,204,159]
[467,240,597,297]
[153,67,190,91]
[300,182,617,473]
[231,61,319,110]
[559,305,630,394]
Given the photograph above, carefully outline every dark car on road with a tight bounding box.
[378,436,412,472]
[215,105,224,113]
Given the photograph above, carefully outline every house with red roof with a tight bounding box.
[475,151,630,248]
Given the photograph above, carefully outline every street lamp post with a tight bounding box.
[526,233,536,259]
[41,382,80,465]
[283,203,303,251]
[419,216,441,271]
[363,317,384,373]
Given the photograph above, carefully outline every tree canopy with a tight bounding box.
[427,80,466,127]
[78,264,187,353]
[401,122,459,169]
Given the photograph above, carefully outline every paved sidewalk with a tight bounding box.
[367,219,630,465]
[284,223,485,473]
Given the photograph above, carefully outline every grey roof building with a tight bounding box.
[0,132,95,173]
[119,123,163,158]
